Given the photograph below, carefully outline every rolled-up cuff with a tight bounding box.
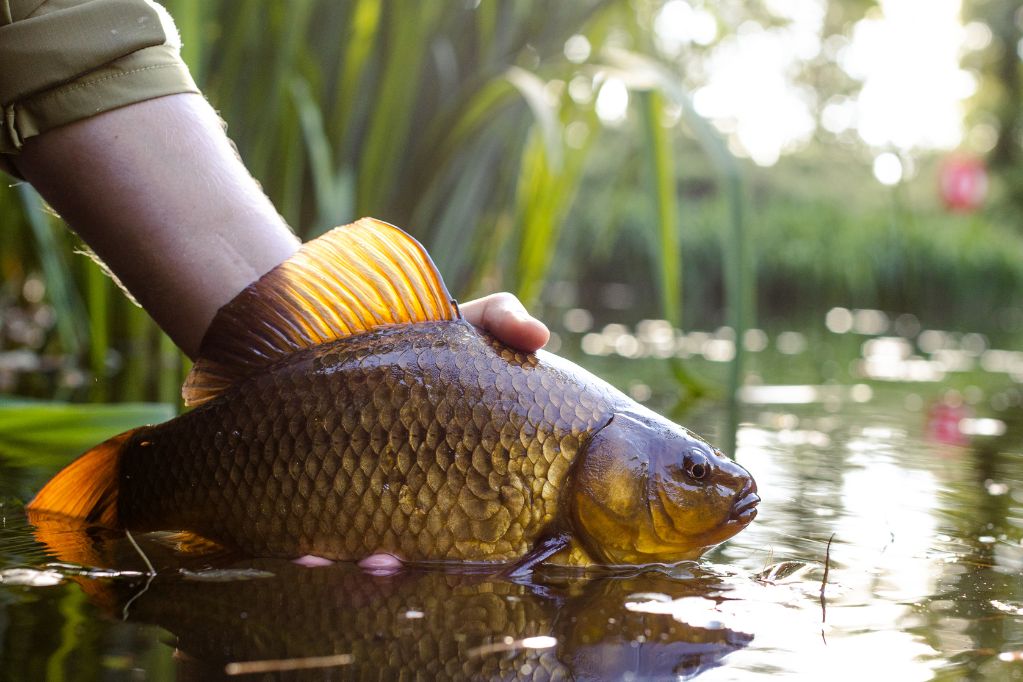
[2,43,198,148]
[0,0,199,177]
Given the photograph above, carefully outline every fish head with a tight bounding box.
[570,411,758,565]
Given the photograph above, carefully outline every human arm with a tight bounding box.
[3,2,547,359]
[14,93,300,358]
[13,94,549,357]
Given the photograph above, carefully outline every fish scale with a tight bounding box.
[116,321,616,562]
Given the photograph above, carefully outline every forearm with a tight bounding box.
[14,94,300,358]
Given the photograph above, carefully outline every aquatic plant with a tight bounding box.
[1,0,749,427]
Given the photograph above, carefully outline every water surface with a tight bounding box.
[2,367,1023,679]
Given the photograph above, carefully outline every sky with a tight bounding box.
[613,0,986,172]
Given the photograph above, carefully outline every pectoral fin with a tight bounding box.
[503,532,572,579]
[152,531,226,557]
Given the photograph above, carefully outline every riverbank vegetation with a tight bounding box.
[2,0,1021,403]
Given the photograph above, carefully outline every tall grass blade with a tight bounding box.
[118,304,149,403]
[424,136,503,285]
[513,132,594,307]
[157,331,182,410]
[16,186,85,359]
[84,262,109,399]
[411,77,519,242]
[276,102,305,229]
[170,0,204,82]
[356,5,443,214]
[637,90,680,326]
[507,67,564,170]
[247,1,316,182]
[509,68,598,307]
[636,89,707,403]
[602,49,750,454]
[514,130,558,306]
[721,172,747,457]
[291,77,353,233]
[330,0,381,147]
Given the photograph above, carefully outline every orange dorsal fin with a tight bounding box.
[182,218,459,406]
[26,429,135,527]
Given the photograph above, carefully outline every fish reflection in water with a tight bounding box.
[31,518,752,680]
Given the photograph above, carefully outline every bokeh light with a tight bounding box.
[873,152,903,186]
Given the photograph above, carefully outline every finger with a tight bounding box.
[460,292,549,352]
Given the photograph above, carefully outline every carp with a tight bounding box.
[28,219,758,570]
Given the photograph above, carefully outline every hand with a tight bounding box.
[460,292,549,352]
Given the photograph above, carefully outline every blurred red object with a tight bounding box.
[939,154,987,212]
[926,393,971,446]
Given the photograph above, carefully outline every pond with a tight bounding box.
[2,312,1023,680]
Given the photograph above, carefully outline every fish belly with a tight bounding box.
[118,322,619,562]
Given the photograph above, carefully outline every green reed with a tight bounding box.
[2,0,756,446]
[598,49,749,454]
[16,186,86,360]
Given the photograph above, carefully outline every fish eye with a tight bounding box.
[684,450,710,480]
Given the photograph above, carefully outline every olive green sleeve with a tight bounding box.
[0,0,199,177]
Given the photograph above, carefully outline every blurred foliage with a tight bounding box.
[0,398,175,501]
[0,0,749,404]
[0,398,174,466]
[566,136,1023,337]
[2,0,1023,405]
[962,0,1023,216]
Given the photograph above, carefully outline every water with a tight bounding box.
[2,328,1023,679]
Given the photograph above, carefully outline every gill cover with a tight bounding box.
[571,412,753,564]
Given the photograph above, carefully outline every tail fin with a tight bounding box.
[26,429,138,527]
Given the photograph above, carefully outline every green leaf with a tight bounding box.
[599,48,749,456]
[17,185,86,359]
[291,76,353,232]
[637,90,681,328]
[330,0,382,145]
[506,67,563,170]
[357,5,443,213]
[0,400,174,466]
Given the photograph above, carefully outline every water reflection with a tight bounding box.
[714,395,1023,680]
[14,516,755,680]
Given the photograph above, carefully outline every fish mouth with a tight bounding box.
[730,480,760,524]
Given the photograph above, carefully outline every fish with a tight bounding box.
[27,218,758,570]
